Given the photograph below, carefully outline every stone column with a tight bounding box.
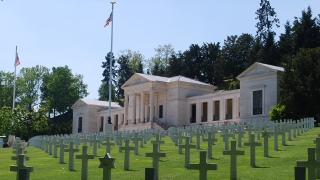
[196,101,201,124]
[164,92,167,124]
[220,98,225,120]
[137,95,140,123]
[124,94,128,125]
[232,96,237,120]
[150,90,155,123]
[132,93,136,124]
[141,92,145,123]
[155,92,158,119]
[208,100,213,121]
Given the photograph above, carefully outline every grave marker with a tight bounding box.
[10,155,34,180]
[56,138,68,163]
[65,141,79,171]
[98,153,116,180]
[203,132,217,159]
[221,127,233,150]
[102,136,115,155]
[151,134,165,153]
[90,135,100,157]
[194,128,202,149]
[244,134,262,166]
[177,131,186,154]
[223,140,245,180]
[261,129,273,157]
[297,147,320,180]
[52,137,59,158]
[119,139,135,170]
[75,146,95,180]
[189,151,218,180]
[146,143,166,180]
[132,132,143,155]
[179,137,196,168]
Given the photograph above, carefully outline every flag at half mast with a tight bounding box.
[104,12,113,27]
[15,49,20,67]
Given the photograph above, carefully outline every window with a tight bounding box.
[159,105,163,118]
[100,117,104,132]
[253,90,262,115]
[78,117,82,133]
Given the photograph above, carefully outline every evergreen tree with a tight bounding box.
[278,21,293,65]
[291,6,320,55]
[165,52,183,77]
[280,47,320,123]
[116,55,133,99]
[102,52,117,85]
[201,42,221,83]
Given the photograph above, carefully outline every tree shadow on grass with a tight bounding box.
[209,158,222,160]
[252,165,270,168]
[58,162,67,164]
[283,144,294,146]
[159,159,169,162]
[276,149,287,151]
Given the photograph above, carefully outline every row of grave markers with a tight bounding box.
[8,117,319,180]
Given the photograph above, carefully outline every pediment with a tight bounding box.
[121,74,150,88]
[237,62,277,79]
[72,99,87,109]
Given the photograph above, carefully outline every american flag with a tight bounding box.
[104,12,112,27]
[15,51,20,67]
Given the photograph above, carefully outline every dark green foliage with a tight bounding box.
[98,83,117,102]
[102,52,117,85]
[255,0,280,40]
[228,81,240,90]
[46,109,73,135]
[0,71,14,108]
[116,55,133,99]
[269,102,286,121]
[280,47,320,123]
[0,106,13,137]
[291,6,320,55]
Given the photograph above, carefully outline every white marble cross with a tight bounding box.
[102,136,115,155]
[235,126,246,147]
[261,129,273,157]
[56,138,68,163]
[10,154,34,180]
[179,136,196,168]
[313,137,320,179]
[194,128,202,149]
[119,139,135,171]
[132,132,143,155]
[90,135,100,157]
[177,131,185,154]
[244,134,262,166]
[203,132,217,159]
[151,134,165,153]
[189,151,218,180]
[220,127,233,150]
[223,140,245,180]
[145,143,166,180]
[75,145,95,180]
[52,137,60,158]
[273,125,280,151]
[297,147,320,180]
[65,141,79,171]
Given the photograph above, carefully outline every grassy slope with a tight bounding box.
[0,127,319,180]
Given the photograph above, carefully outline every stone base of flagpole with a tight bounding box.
[105,124,114,134]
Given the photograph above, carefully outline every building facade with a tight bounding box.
[72,62,284,134]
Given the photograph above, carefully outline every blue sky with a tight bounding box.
[1,0,320,100]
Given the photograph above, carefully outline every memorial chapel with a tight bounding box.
[71,62,284,134]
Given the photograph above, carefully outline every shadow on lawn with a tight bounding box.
[267,156,280,158]
[252,165,270,168]
[276,149,287,151]
[128,169,140,171]
[159,159,169,162]
[283,144,294,146]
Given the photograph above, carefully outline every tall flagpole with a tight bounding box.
[108,2,116,124]
[12,46,17,125]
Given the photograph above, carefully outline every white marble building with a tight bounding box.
[72,62,284,134]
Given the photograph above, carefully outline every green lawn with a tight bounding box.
[0,127,319,180]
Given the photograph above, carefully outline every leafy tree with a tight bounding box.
[166,51,184,77]
[0,106,13,137]
[280,47,320,123]
[181,44,203,81]
[0,71,15,109]
[255,0,280,40]
[269,102,286,121]
[116,55,133,99]
[16,65,49,113]
[12,107,48,141]
[201,42,221,83]
[228,81,240,90]
[118,49,144,73]
[98,83,117,102]
[291,6,320,55]
[41,66,89,117]
[147,44,175,75]
[102,52,117,85]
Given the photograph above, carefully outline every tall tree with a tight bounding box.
[41,66,89,117]
[98,83,117,102]
[0,106,13,137]
[166,51,184,77]
[0,71,15,108]
[147,44,175,75]
[280,47,320,122]
[102,52,117,85]
[291,6,320,55]
[118,49,145,73]
[255,0,280,40]
[278,21,293,65]
[201,42,221,83]
[116,55,133,99]
[16,65,49,113]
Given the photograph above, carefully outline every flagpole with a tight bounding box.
[108,2,116,124]
[12,46,17,125]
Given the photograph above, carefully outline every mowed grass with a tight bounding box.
[0,127,319,180]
